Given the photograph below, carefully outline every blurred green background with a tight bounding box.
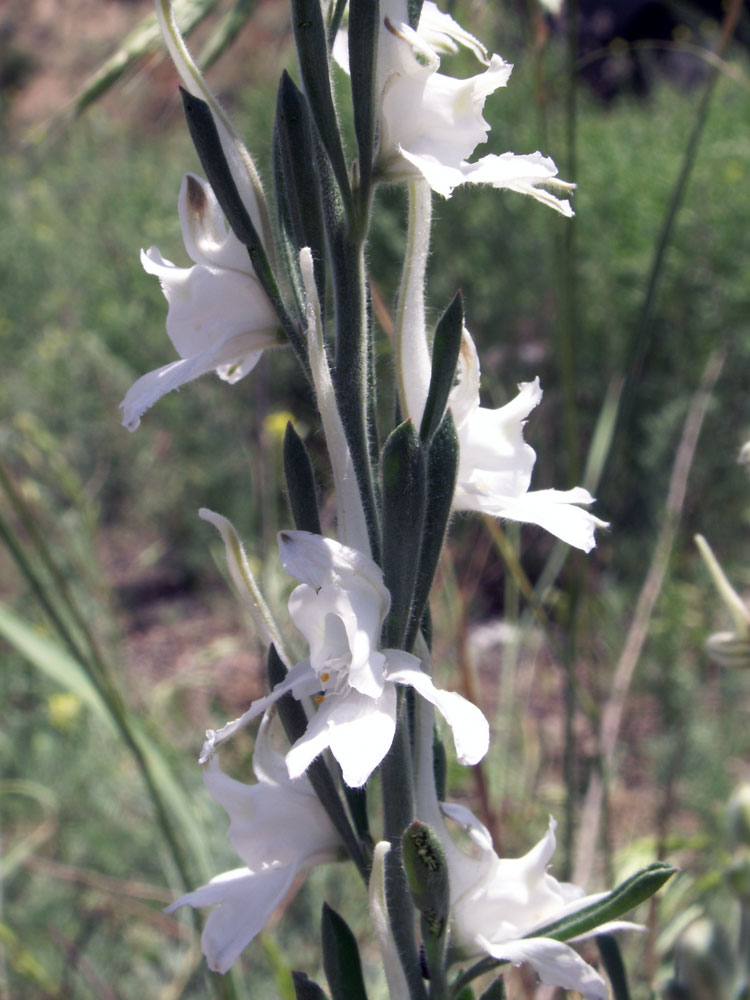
[1,0,750,997]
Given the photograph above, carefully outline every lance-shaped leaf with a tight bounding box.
[292,972,330,1000]
[420,291,464,445]
[529,862,676,943]
[284,421,322,535]
[274,72,327,303]
[406,412,458,651]
[348,0,380,216]
[291,0,352,212]
[321,903,369,1000]
[381,419,426,649]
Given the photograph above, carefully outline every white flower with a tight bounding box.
[200,530,489,787]
[441,806,638,999]
[450,328,607,552]
[121,173,280,430]
[340,1,573,211]
[166,715,342,974]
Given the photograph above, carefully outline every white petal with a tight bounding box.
[486,489,609,553]
[279,531,390,615]
[198,662,319,762]
[417,2,490,63]
[286,685,397,787]
[178,173,251,272]
[477,935,608,1000]
[167,864,297,974]
[202,755,340,866]
[120,328,273,431]
[141,247,277,360]
[385,661,489,765]
[462,151,575,216]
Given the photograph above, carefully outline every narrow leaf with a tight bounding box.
[292,971,329,1000]
[274,71,327,302]
[321,903,369,1000]
[290,0,352,211]
[348,0,380,213]
[531,862,676,943]
[381,419,426,649]
[283,422,322,535]
[420,291,464,445]
[406,412,458,650]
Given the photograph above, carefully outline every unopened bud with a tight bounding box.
[401,820,450,939]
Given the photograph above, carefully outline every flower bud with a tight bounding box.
[401,820,450,939]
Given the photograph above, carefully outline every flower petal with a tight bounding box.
[385,660,489,765]
[476,934,608,1000]
[179,173,252,272]
[279,531,390,615]
[484,488,609,553]
[167,865,297,974]
[286,685,398,787]
[120,327,274,431]
[462,151,575,216]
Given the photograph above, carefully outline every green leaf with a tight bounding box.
[283,421,322,535]
[531,862,676,943]
[348,0,380,216]
[381,419,426,649]
[290,0,352,213]
[321,903,369,1000]
[292,971,329,1000]
[406,412,458,651]
[419,292,464,445]
[274,72,327,304]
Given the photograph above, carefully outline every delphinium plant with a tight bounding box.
[122,1,675,996]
